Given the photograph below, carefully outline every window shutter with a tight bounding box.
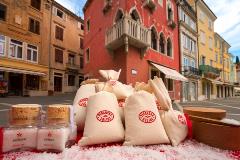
[52,6,57,15]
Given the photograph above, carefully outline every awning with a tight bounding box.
[204,78,224,85]
[234,87,240,91]
[0,67,46,76]
[151,63,188,82]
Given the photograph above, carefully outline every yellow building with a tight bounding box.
[214,33,234,97]
[190,0,221,100]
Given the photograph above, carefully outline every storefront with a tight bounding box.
[0,66,48,96]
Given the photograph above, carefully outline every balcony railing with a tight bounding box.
[66,62,80,70]
[199,65,220,78]
[183,66,201,77]
[105,17,150,55]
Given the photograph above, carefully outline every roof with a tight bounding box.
[197,0,217,20]
[53,0,84,23]
[83,0,93,13]
[214,32,231,48]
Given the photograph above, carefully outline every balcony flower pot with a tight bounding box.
[167,20,176,29]
[143,0,156,12]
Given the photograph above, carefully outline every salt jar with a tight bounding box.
[37,126,69,152]
[9,104,41,127]
[1,127,37,153]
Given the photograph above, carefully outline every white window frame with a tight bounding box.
[9,39,23,60]
[208,19,213,30]
[0,35,6,56]
[200,31,205,44]
[53,7,66,20]
[191,60,196,67]
[27,44,38,63]
[209,37,213,49]
[199,10,205,22]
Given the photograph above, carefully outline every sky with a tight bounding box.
[56,0,240,60]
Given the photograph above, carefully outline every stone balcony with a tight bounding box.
[66,63,82,75]
[105,17,151,57]
[183,66,201,78]
[199,65,220,78]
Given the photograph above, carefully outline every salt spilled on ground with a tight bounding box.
[2,140,238,160]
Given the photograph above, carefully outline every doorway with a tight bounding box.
[8,73,23,96]
[54,76,62,92]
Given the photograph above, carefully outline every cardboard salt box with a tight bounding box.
[183,107,240,151]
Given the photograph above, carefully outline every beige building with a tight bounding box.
[0,0,84,96]
[0,0,49,96]
[48,1,84,94]
[178,0,200,102]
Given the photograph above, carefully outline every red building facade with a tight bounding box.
[83,0,183,100]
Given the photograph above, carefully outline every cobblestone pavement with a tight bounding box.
[0,94,239,125]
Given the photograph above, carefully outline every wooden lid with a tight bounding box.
[183,107,226,120]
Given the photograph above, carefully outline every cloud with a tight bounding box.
[55,0,86,17]
[205,0,240,57]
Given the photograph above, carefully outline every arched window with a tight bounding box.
[159,33,165,54]
[151,28,157,50]
[115,9,124,22]
[130,9,141,22]
[167,38,172,57]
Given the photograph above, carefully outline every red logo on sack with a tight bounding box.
[118,99,125,108]
[96,110,114,122]
[178,115,186,125]
[108,80,117,86]
[139,110,156,123]
[78,98,88,107]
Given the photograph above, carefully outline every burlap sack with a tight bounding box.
[73,84,96,130]
[149,77,172,111]
[160,109,188,146]
[124,91,170,146]
[78,91,124,146]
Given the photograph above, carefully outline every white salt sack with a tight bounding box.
[73,84,96,130]
[99,69,121,81]
[124,91,170,146]
[160,109,188,146]
[149,77,172,111]
[79,91,124,146]
[2,127,37,153]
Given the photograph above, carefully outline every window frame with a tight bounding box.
[55,25,64,41]
[68,75,75,86]
[80,55,84,69]
[0,35,6,56]
[0,3,7,21]
[166,38,173,57]
[86,19,90,32]
[86,48,90,63]
[55,48,63,63]
[29,17,40,35]
[27,44,38,63]
[30,0,41,11]
[9,39,23,60]
[68,53,75,65]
